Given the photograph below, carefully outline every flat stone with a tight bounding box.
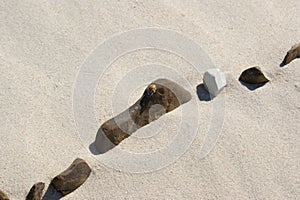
[50,158,91,196]
[94,79,192,153]
[0,189,9,200]
[26,182,45,200]
[239,66,269,84]
[282,43,300,66]
[203,68,227,98]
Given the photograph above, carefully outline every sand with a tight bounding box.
[0,0,299,199]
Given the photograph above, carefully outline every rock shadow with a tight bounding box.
[89,128,116,155]
[239,80,266,91]
[196,84,212,101]
[42,184,62,200]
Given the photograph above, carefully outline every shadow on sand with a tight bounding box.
[42,184,63,200]
[239,80,266,91]
[196,84,212,101]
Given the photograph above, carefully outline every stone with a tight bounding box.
[26,182,45,200]
[239,66,269,84]
[0,189,9,200]
[94,79,192,153]
[50,158,91,196]
[282,43,300,66]
[203,68,226,98]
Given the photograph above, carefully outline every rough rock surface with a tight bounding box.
[203,68,227,98]
[0,189,9,200]
[239,67,269,84]
[94,79,192,153]
[26,182,45,200]
[282,43,300,66]
[50,158,91,196]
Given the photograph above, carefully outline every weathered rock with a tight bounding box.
[0,189,9,200]
[94,79,192,153]
[282,43,300,66]
[50,158,91,196]
[26,182,45,200]
[203,68,227,98]
[239,66,269,84]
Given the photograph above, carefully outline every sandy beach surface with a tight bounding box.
[0,0,299,199]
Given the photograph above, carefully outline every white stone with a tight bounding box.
[203,68,227,98]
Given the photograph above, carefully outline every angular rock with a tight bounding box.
[282,43,300,66]
[50,158,91,196]
[26,182,45,200]
[0,189,9,200]
[94,79,192,153]
[203,68,227,98]
[239,66,269,84]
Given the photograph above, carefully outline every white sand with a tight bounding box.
[0,0,299,199]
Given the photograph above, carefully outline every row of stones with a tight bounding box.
[203,43,300,97]
[0,158,91,200]
[94,42,300,153]
[0,43,298,200]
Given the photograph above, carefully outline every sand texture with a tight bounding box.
[0,0,299,199]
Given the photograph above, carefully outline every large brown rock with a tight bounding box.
[282,43,300,66]
[26,182,45,200]
[50,158,91,196]
[239,66,269,84]
[94,79,192,153]
[0,189,9,200]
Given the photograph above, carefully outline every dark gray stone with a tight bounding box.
[239,67,269,84]
[26,182,45,200]
[282,43,300,66]
[50,158,91,196]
